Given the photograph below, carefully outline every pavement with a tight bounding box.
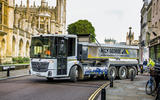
[97,74,155,100]
[0,68,29,80]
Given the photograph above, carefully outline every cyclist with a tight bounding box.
[145,58,156,95]
[147,58,155,70]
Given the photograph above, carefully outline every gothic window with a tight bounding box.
[40,24,44,29]
[4,3,8,25]
[47,24,49,31]
[12,36,16,56]
[26,41,29,57]
[1,39,6,57]
[19,39,23,57]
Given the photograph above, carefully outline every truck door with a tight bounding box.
[57,38,68,75]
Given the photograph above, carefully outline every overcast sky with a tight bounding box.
[15,0,143,43]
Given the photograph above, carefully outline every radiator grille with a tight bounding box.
[32,62,49,72]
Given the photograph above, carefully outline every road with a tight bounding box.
[0,76,107,100]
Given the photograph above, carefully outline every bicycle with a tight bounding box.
[145,75,156,95]
[155,66,160,100]
[145,67,157,95]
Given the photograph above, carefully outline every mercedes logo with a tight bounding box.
[36,62,41,70]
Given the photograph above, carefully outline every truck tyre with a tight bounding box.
[128,66,137,79]
[70,66,78,82]
[118,66,127,80]
[107,66,117,80]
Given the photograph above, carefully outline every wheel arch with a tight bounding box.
[69,64,84,80]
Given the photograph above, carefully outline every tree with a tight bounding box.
[67,20,96,42]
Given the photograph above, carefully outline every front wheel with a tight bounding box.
[70,66,78,82]
[145,79,156,95]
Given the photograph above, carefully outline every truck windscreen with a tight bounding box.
[30,36,56,58]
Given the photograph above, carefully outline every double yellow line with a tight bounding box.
[88,82,109,100]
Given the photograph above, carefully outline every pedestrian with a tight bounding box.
[142,59,148,73]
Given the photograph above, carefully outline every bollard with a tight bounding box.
[110,77,113,88]
[131,70,134,81]
[7,67,10,77]
[101,88,106,100]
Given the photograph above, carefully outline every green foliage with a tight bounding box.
[12,57,30,64]
[67,20,96,42]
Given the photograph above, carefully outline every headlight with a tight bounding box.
[49,60,54,63]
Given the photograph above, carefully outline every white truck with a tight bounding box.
[30,34,139,82]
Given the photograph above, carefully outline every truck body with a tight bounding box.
[30,34,139,81]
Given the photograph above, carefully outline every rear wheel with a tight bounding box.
[107,66,117,80]
[128,66,137,79]
[118,66,127,80]
[70,66,78,82]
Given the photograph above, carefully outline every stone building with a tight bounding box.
[126,27,134,45]
[140,0,160,61]
[0,0,66,64]
[126,27,139,46]
[148,0,160,61]
[139,0,150,63]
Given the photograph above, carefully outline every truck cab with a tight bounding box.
[30,34,79,81]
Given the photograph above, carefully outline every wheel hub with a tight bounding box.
[121,69,126,77]
[111,69,115,77]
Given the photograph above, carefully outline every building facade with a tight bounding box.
[140,0,160,62]
[149,0,160,61]
[0,0,66,64]
[139,0,150,63]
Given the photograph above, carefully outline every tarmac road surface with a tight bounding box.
[0,76,107,100]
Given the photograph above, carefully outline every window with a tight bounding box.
[150,47,155,60]
[156,0,158,14]
[40,24,44,29]
[157,45,160,60]
[4,4,8,25]
[30,37,56,58]
[153,3,155,17]
[146,32,150,45]
[68,38,76,56]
